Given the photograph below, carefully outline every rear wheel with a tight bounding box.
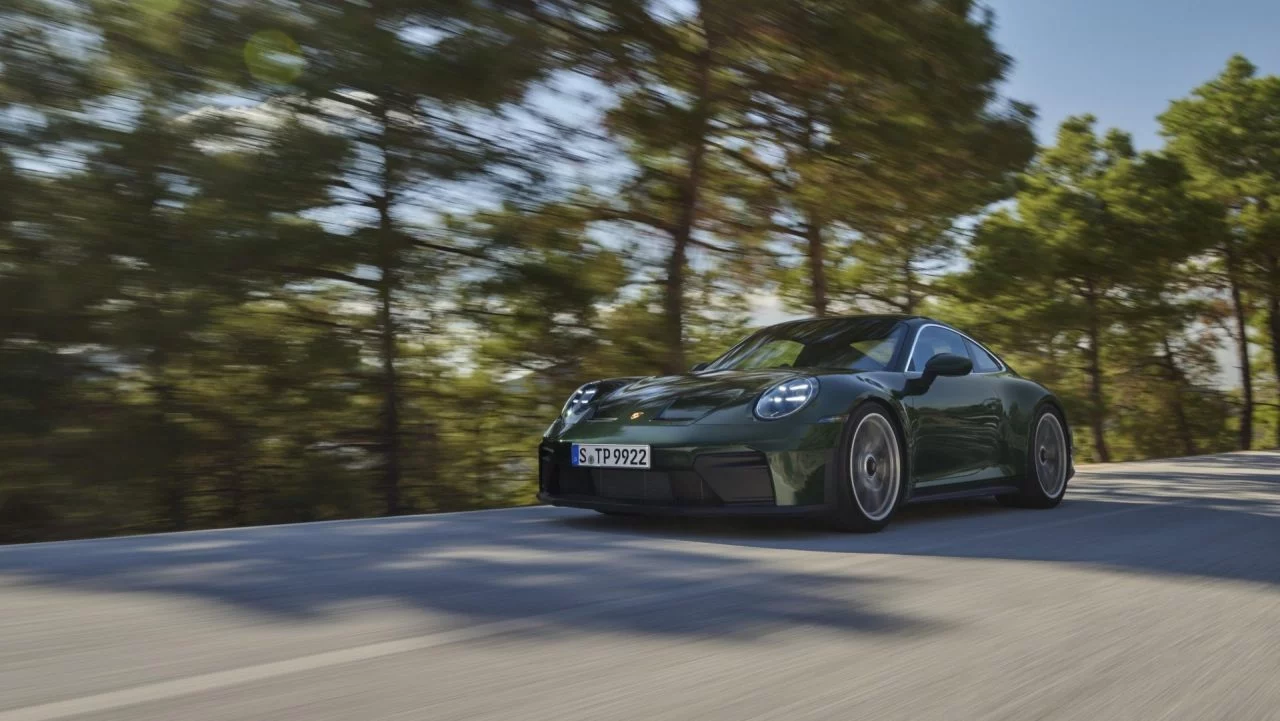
[997,406,1069,509]
[831,404,904,532]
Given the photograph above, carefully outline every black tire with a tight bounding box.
[997,405,1069,509]
[830,403,906,533]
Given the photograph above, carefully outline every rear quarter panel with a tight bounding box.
[994,373,1071,481]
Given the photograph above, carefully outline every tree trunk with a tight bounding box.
[147,361,187,531]
[799,111,827,317]
[226,421,249,526]
[1265,251,1280,449]
[1083,281,1111,462]
[140,183,186,530]
[374,100,403,516]
[902,252,917,314]
[157,383,187,531]
[373,188,404,515]
[376,235,403,516]
[662,6,716,375]
[421,418,440,504]
[1161,336,1196,457]
[662,232,689,375]
[1225,242,1253,450]
[226,469,246,527]
[805,214,827,316]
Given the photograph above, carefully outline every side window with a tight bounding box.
[965,339,1002,373]
[846,328,903,371]
[908,326,969,373]
[812,324,907,371]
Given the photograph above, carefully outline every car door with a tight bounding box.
[904,325,1005,492]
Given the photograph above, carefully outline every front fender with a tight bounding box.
[807,371,916,502]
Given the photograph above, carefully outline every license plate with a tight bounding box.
[571,444,651,469]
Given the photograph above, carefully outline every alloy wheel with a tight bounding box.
[849,412,900,521]
[1034,412,1067,498]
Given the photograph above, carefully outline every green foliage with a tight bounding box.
[1,4,1279,542]
[954,116,1226,462]
[1160,55,1280,448]
[733,0,1036,317]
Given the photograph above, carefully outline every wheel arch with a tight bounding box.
[1034,394,1074,479]
[842,391,916,501]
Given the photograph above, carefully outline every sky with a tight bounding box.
[984,0,1280,149]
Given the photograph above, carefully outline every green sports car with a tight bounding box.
[537,315,1073,532]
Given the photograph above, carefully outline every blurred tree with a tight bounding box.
[0,0,108,540]
[544,0,773,374]
[464,200,628,400]
[238,0,558,514]
[722,0,1035,317]
[1,0,1271,543]
[410,201,629,507]
[1161,55,1280,448]
[450,197,752,489]
[36,0,357,529]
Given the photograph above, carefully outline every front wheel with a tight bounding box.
[997,406,1069,509]
[831,404,905,532]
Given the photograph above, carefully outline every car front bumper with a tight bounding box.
[536,491,833,517]
[537,435,839,515]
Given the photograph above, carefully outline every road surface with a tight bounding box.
[1,452,1278,721]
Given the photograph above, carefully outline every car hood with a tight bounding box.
[592,369,804,424]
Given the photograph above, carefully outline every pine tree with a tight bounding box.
[1161,55,1280,449]
[228,0,559,514]
[962,117,1217,462]
[721,0,1034,317]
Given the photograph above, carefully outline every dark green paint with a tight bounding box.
[542,316,1071,509]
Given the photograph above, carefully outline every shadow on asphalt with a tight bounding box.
[0,454,1275,638]
[1164,452,1280,469]
[562,455,1280,587]
[0,512,943,641]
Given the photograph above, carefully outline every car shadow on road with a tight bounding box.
[1155,452,1280,470]
[0,509,946,641]
[0,454,1275,641]
[560,455,1280,587]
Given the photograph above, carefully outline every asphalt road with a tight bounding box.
[2,452,1279,721]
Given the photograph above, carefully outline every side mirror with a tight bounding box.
[924,353,972,378]
[690,362,710,372]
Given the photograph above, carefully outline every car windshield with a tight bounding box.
[707,318,907,372]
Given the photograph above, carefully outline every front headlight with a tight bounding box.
[754,377,817,420]
[562,382,601,423]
